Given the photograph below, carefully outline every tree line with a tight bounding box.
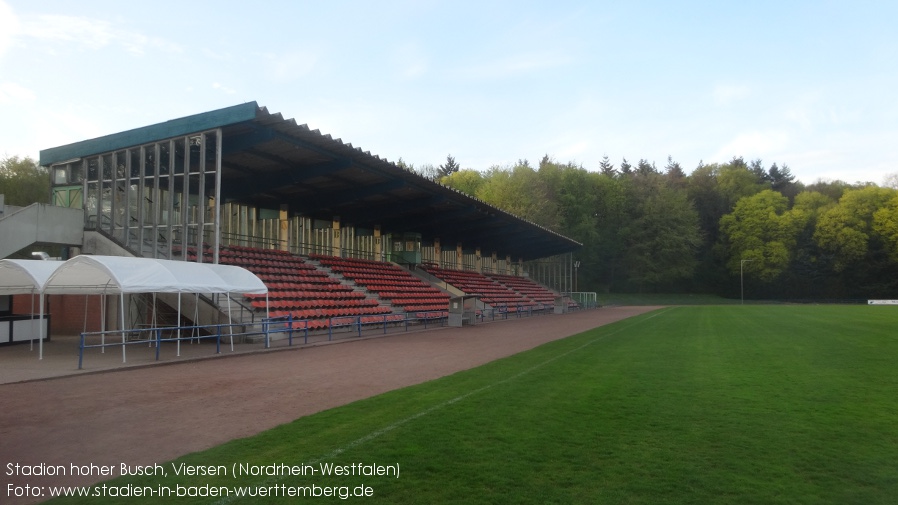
[427,154,898,300]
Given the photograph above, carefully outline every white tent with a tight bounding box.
[0,255,268,360]
[44,256,267,295]
[0,259,64,359]
[0,260,63,295]
[45,255,270,359]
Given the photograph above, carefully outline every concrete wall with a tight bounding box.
[0,203,83,258]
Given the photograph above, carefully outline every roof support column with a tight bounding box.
[181,136,190,261]
[491,252,498,274]
[434,238,441,268]
[137,146,146,254]
[213,128,222,264]
[456,243,463,271]
[332,216,342,257]
[279,204,289,252]
[475,247,482,273]
[197,134,207,263]
[374,225,382,262]
[505,255,512,275]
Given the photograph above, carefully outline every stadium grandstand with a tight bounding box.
[1,102,590,351]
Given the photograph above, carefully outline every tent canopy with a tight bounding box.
[0,256,267,295]
[0,260,65,295]
[44,256,268,295]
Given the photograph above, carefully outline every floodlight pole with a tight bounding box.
[740,259,754,305]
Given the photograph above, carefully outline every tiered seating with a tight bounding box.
[487,273,557,306]
[422,266,540,311]
[220,246,395,330]
[310,254,450,318]
[175,244,212,262]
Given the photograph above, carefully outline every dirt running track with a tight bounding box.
[1,307,660,504]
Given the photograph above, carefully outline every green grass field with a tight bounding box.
[47,306,898,504]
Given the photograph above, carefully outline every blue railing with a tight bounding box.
[77,304,571,370]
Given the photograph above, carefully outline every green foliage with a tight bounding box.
[598,155,615,177]
[872,194,898,263]
[0,155,49,206]
[792,190,836,215]
[622,174,702,289]
[814,186,896,271]
[437,154,460,178]
[663,155,686,188]
[439,169,484,197]
[475,163,559,229]
[719,190,804,282]
[619,157,632,175]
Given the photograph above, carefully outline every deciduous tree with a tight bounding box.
[719,189,804,282]
[814,186,896,271]
[0,156,49,206]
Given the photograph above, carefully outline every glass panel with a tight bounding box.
[53,168,67,185]
[101,155,113,180]
[143,145,155,177]
[86,181,98,228]
[87,158,99,182]
[71,162,84,183]
[130,150,141,179]
[101,180,113,229]
[189,136,202,174]
[115,151,127,179]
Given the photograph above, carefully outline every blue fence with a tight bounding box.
[77,303,571,369]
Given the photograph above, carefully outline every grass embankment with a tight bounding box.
[47,306,898,504]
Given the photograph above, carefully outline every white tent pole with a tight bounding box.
[39,292,44,360]
[120,293,126,363]
[101,294,106,354]
[177,292,181,357]
[29,290,35,351]
[82,294,89,334]
[193,292,199,344]
[227,292,234,352]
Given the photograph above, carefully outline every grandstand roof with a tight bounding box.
[40,102,581,260]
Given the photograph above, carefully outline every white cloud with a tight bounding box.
[0,81,35,104]
[202,47,231,61]
[392,43,428,79]
[16,13,181,55]
[22,14,116,50]
[0,1,18,58]
[782,90,826,129]
[712,84,750,105]
[264,51,320,83]
[710,130,790,162]
[212,82,236,95]
[555,139,591,162]
[460,51,573,80]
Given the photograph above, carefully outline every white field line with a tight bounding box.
[213,307,672,504]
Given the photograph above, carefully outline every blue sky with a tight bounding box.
[1,1,895,185]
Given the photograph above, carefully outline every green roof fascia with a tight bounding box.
[39,102,259,166]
